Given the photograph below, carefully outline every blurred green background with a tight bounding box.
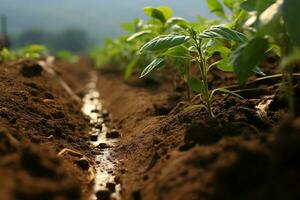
[0,0,211,52]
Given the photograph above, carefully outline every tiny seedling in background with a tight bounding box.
[0,44,48,63]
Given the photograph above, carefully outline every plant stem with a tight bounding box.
[193,36,214,118]
[281,32,295,118]
[285,68,295,117]
[186,62,191,102]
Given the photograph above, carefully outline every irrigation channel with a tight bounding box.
[82,73,121,200]
[40,57,121,200]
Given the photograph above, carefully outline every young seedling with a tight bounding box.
[140,24,246,118]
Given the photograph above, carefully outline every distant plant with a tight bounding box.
[19,44,48,59]
[0,44,48,63]
[56,50,79,63]
[90,6,194,80]
[0,48,16,63]
[140,24,246,118]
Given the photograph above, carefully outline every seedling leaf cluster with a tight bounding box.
[91,0,300,118]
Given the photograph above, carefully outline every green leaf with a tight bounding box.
[157,6,173,20]
[205,42,234,72]
[257,0,282,38]
[223,0,235,10]
[22,45,47,53]
[166,17,189,28]
[200,25,247,43]
[140,58,165,78]
[241,0,276,13]
[281,49,300,69]
[259,0,282,25]
[188,77,206,96]
[206,0,226,18]
[1,48,11,58]
[282,0,300,47]
[144,7,169,23]
[140,35,190,52]
[210,88,244,101]
[164,45,190,59]
[183,104,207,113]
[230,37,269,84]
[124,57,139,80]
[127,30,152,41]
[253,66,266,76]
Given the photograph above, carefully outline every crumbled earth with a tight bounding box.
[96,56,300,200]
[0,59,92,200]
[1,55,300,200]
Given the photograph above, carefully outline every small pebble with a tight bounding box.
[106,182,116,193]
[102,109,109,118]
[90,134,98,141]
[43,99,55,104]
[75,158,90,171]
[98,143,111,149]
[106,129,120,139]
[96,189,111,200]
[91,109,100,113]
[94,123,103,130]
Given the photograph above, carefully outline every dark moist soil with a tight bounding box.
[0,59,93,200]
[96,54,300,200]
[1,54,300,200]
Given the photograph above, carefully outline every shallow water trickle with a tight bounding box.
[82,73,121,200]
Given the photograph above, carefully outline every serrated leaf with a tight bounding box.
[230,37,269,84]
[140,35,190,52]
[200,25,247,43]
[206,0,226,18]
[140,58,165,78]
[127,30,152,41]
[282,0,300,47]
[188,77,206,96]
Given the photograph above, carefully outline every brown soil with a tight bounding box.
[0,59,92,200]
[1,54,300,200]
[96,56,300,200]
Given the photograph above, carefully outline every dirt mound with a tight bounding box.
[96,64,300,200]
[0,59,91,200]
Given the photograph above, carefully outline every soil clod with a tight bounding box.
[96,189,111,200]
[106,182,116,193]
[106,129,120,139]
[90,133,99,141]
[75,157,90,171]
[20,63,43,77]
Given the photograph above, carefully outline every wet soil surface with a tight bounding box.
[1,55,300,200]
[0,58,121,200]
